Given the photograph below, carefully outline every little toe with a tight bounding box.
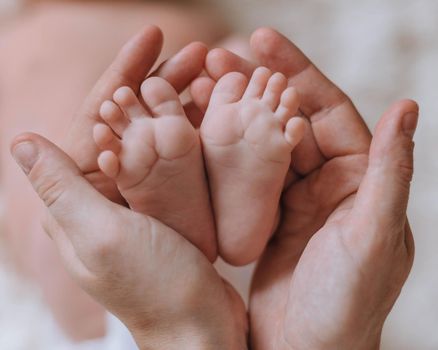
[242,66,272,99]
[284,117,306,148]
[140,77,185,117]
[100,100,130,137]
[209,72,248,106]
[275,87,300,125]
[93,123,122,154]
[97,150,120,179]
[114,86,149,120]
[261,72,288,110]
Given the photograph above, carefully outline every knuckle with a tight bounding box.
[396,160,414,183]
[35,174,66,208]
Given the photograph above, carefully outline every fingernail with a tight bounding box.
[12,142,39,174]
[402,112,419,138]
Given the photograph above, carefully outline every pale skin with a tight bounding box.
[0,1,229,340]
[10,26,249,350]
[10,133,248,350]
[10,27,418,349]
[93,66,305,265]
[201,28,418,349]
[201,68,305,265]
[93,78,217,261]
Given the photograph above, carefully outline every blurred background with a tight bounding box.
[0,0,437,349]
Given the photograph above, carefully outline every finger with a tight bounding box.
[190,76,216,113]
[352,100,419,234]
[290,117,325,175]
[279,154,368,242]
[206,48,256,81]
[10,133,129,272]
[66,25,163,172]
[206,34,370,176]
[250,27,344,115]
[205,46,327,175]
[150,41,208,94]
[250,27,371,161]
[404,221,415,265]
[77,25,162,122]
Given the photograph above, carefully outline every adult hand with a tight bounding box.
[10,133,248,350]
[10,26,248,349]
[65,25,208,205]
[203,28,417,349]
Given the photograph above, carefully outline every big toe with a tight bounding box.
[141,77,185,117]
[209,72,248,106]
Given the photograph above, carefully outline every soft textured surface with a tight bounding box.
[1,0,437,349]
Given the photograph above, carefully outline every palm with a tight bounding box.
[58,28,249,345]
[204,28,382,348]
[65,29,207,205]
[250,151,368,348]
[238,29,413,349]
[97,210,248,345]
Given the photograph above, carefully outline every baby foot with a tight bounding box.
[93,77,216,261]
[201,67,305,265]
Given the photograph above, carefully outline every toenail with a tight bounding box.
[12,141,39,175]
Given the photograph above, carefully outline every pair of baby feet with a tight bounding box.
[93,67,305,265]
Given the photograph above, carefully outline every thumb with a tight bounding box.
[10,133,126,276]
[352,99,419,234]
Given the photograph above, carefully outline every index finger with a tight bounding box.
[77,25,164,124]
[206,28,371,164]
[150,41,208,93]
[251,28,372,158]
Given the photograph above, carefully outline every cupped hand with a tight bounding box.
[11,133,247,350]
[66,25,209,206]
[10,26,248,350]
[202,28,417,349]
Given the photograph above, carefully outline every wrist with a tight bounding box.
[133,327,220,350]
[285,326,382,350]
[129,308,247,350]
[132,321,247,350]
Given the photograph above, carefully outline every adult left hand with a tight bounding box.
[10,133,248,350]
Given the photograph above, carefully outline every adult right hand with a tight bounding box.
[10,132,248,350]
[203,28,417,349]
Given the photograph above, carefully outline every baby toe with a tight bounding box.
[209,72,248,106]
[284,117,306,148]
[141,77,185,118]
[93,123,122,154]
[114,86,149,120]
[275,87,300,125]
[261,72,288,111]
[97,150,120,179]
[100,100,129,137]
[242,66,272,99]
